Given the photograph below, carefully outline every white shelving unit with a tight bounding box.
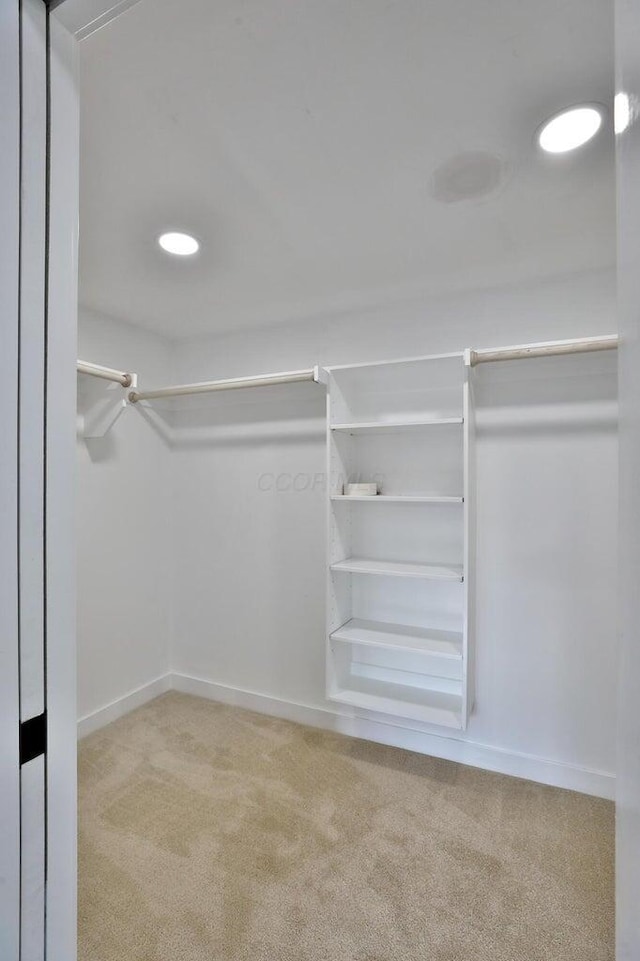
[324,351,475,731]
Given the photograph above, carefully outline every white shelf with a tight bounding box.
[330,557,464,581]
[330,416,463,434]
[331,494,463,504]
[331,618,462,658]
[329,678,463,729]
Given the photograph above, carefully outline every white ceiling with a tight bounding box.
[79,0,615,338]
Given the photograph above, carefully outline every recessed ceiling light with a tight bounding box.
[537,105,603,154]
[158,231,200,256]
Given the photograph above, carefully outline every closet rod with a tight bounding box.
[468,334,617,367]
[77,359,133,388]
[128,366,325,403]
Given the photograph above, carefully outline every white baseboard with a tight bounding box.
[77,671,614,799]
[170,672,615,800]
[77,674,172,739]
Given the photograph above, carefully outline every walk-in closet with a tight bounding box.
[74,2,618,959]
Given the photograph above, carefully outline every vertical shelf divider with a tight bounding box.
[462,349,476,727]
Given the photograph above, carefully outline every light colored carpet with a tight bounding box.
[78,692,614,961]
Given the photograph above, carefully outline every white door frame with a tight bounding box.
[614,2,640,958]
[0,2,23,956]
[46,11,79,959]
[0,1,79,956]
[0,3,134,958]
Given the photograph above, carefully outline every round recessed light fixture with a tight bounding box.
[537,105,603,154]
[158,231,200,256]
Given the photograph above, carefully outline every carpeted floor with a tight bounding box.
[78,692,614,961]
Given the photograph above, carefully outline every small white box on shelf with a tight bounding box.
[344,482,378,496]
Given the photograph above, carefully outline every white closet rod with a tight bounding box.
[77,359,133,388]
[469,334,617,366]
[79,335,617,402]
[128,366,324,403]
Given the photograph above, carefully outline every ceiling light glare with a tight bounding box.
[538,105,603,154]
[615,92,631,135]
[158,231,200,256]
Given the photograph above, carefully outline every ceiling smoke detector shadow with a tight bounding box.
[430,151,508,204]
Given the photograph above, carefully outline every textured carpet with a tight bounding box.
[78,692,614,961]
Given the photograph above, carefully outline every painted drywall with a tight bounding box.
[615,0,640,954]
[166,268,618,795]
[76,307,173,722]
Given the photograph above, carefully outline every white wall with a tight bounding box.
[615,0,640,954]
[76,307,173,726]
[166,268,618,797]
[75,269,617,795]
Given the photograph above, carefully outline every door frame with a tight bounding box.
[0,3,138,958]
